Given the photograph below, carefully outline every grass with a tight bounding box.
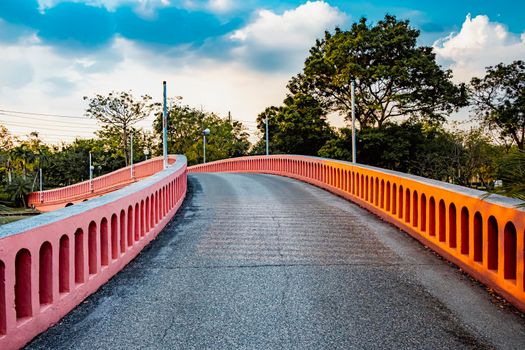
[0,204,40,226]
[0,215,28,225]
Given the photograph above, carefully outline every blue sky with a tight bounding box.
[0,0,524,142]
[2,1,524,55]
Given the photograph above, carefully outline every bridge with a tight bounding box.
[0,155,524,348]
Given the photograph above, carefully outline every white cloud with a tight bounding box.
[1,1,350,144]
[230,1,347,71]
[37,0,170,12]
[433,14,525,82]
[207,0,234,13]
[0,36,288,144]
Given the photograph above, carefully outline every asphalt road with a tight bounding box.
[27,173,525,349]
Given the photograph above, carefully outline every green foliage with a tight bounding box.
[491,150,525,206]
[0,124,147,202]
[44,138,127,187]
[253,93,335,155]
[5,175,32,207]
[470,60,525,150]
[289,15,466,128]
[153,104,250,165]
[0,124,14,185]
[319,122,503,186]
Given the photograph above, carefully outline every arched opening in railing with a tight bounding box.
[111,214,118,260]
[134,203,140,242]
[449,203,457,249]
[59,235,69,293]
[473,212,483,263]
[88,221,97,275]
[503,222,517,281]
[15,249,32,319]
[74,229,84,284]
[127,206,133,247]
[39,242,53,305]
[150,194,155,228]
[364,176,369,201]
[412,191,418,228]
[398,185,404,219]
[461,207,469,255]
[140,200,145,237]
[438,200,446,242]
[120,210,126,253]
[156,190,160,224]
[145,198,150,233]
[420,194,426,232]
[429,197,436,237]
[487,216,499,271]
[405,188,411,223]
[386,181,391,211]
[100,218,109,267]
[380,180,385,209]
[392,184,397,215]
[0,260,5,335]
[374,177,379,206]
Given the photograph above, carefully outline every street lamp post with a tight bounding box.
[89,152,94,192]
[202,128,210,164]
[351,80,357,163]
[130,134,134,179]
[39,168,43,203]
[162,81,168,169]
[265,113,269,156]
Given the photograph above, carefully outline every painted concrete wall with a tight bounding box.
[0,155,187,349]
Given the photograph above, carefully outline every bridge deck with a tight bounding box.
[27,173,525,349]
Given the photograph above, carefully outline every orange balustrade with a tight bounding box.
[189,155,525,312]
[28,156,177,212]
[0,156,187,349]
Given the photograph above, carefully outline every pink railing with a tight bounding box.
[0,155,187,349]
[28,156,176,208]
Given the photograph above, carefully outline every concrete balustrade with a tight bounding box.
[28,156,176,212]
[189,155,525,312]
[0,155,187,349]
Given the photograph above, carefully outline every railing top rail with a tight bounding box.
[32,156,168,196]
[0,155,187,239]
[189,155,525,211]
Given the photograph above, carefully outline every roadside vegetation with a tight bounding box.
[1,15,523,215]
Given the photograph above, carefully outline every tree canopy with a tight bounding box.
[84,91,158,165]
[470,60,525,150]
[288,15,467,128]
[319,122,503,187]
[253,93,335,155]
[153,104,250,165]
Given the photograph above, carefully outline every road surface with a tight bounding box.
[27,173,525,349]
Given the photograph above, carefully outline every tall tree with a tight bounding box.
[0,124,14,184]
[254,93,335,155]
[470,60,525,150]
[289,15,466,129]
[0,124,13,150]
[84,91,159,165]
[5,175,32,208]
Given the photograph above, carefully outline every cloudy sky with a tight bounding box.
[0,0,524,143]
